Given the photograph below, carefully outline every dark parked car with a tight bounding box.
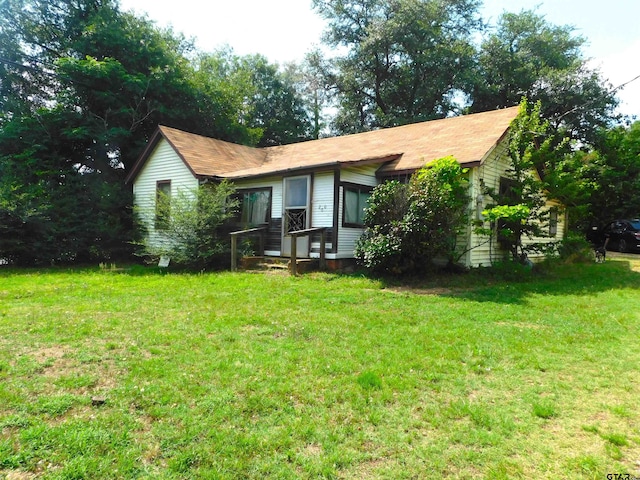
[588,219,640,253]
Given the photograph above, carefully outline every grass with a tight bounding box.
[0,257,639,479]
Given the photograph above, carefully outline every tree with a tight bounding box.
[471,10,618,146]
[141,182,238,269]
[238,54,312,147]
[478,100,561,262]
[0,110,136,265]
[283,49,333,140]
[312,0,482,133]
[552,121,640,231]
[355,156,470,274]
[189,49,313,147]
[0,0,209,264]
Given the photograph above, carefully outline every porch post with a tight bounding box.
[319,228,326,270]
[231,234,237,272]
[290,233,297,275]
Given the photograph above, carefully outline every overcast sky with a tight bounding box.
[120,0,640,118]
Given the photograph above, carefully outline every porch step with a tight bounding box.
[258,262,289,271]
[239,256,319,273]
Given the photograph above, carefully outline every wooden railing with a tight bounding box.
[230,226,267,272]
[230,226,328,274]
[288,227,327,275]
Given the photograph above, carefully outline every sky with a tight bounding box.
[120,0,640,118]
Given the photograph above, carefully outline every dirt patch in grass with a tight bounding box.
[338,457,396,479]
[0,470,37,480]
[31,345,70,363]
[383,286,454,296]
[301,443,323,457]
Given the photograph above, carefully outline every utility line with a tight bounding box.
[556,72,640,121]
[610,73,640,95]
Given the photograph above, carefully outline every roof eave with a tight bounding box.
[125,125,200,184]
[125,128,164,184]
[223,154,403,180]
[377,160,482,178]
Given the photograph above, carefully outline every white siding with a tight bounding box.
[133,139,198,248]
[466,139,566,267]
[338,165,380,257]
[310,171,335,253]
[466,141,510,267]
[341,165,380,187]
[311,172,334,228]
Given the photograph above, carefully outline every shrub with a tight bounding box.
[557,232,593,263]
[141,181,238,269]
[355,157,469,274]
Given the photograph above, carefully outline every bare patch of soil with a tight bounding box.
[383,286,454,296]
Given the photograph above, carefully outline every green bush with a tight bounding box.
[355,157,469,274]
[557,232,593,263]
[141,181,238,269]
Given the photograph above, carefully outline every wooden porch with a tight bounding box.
[230,226,327,275]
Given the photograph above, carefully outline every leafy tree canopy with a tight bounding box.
[470,9,618,145]
[0,0,312,265]
[551,121,640,231]
[312,0,483,133]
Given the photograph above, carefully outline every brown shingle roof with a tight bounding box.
[159,125,266,177]
[127,107,519,183]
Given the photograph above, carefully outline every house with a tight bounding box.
[125,107,565,268]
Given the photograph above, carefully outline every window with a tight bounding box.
[549,208,558,237]
[238,188,271,226]
[343,185,371,227]
[155,180,171,229]
[499,177,518,202]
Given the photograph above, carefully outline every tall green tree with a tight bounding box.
[284,50,333,140]
[471,10,618,146]
[0,0,214,264]
[312,0,482,133]
[551,121,640,231]
[192,49,312,147]
[239,54,312,147]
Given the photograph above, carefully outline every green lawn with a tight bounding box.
[1,258,639,479]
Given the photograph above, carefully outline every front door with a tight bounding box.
[282,175,310,257]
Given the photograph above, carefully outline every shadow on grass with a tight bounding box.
[375,258,640,305]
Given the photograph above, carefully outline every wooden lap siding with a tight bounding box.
[310,172,335,255]
[134,139,198,248]
[265,218,282,252]
[468,140,565,267]
[337,165,380,258]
